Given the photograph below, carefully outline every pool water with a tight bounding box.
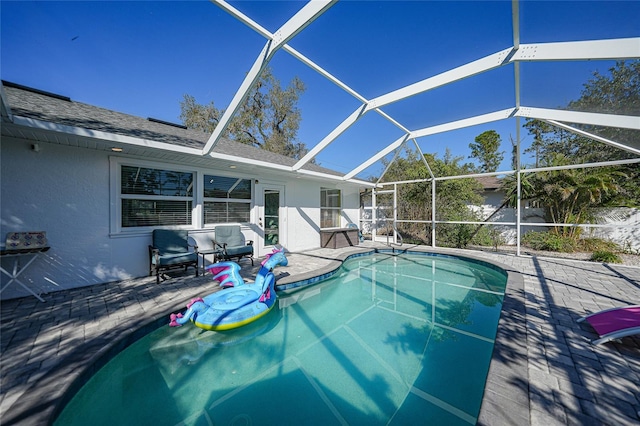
[55,253,507,425]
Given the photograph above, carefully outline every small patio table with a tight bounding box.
[1,246,50,302]
[199,248,222,274]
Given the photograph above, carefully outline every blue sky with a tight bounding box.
[1,1,638,179]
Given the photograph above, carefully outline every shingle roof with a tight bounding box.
[2,81,342,177]
[475,175,503,191]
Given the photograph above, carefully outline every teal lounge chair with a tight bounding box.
[213,225,254,265]
[149,229,199,283]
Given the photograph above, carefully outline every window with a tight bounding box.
[203,175,252,224]
[120,165,193,227]
[112,160,255,232]
[321,188,341,228]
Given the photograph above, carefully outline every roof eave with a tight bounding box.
[0,85,13,122]
[10,115,203,155]
[6,113,372,186]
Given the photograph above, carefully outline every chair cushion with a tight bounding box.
[215,226,244,247]
[5,232,48,250]
[224,246,253,257]
[153,230,189,254]
[153,252,197,266]
[189,232,215,251]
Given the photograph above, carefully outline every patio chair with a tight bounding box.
[577,305,640,345]
[149,229,198,284]
[346,223,364,243]
[213,225,254,265]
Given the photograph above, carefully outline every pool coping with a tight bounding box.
[7,247,527,425]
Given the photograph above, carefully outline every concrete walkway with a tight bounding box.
[1,243,639,425]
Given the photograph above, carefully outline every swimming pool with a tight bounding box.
[55,252,507,425]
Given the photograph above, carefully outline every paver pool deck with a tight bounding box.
[1,243,639,425]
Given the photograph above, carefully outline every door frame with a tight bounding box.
[254,183,286,257]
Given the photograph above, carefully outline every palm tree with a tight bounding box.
[506,154,626,239]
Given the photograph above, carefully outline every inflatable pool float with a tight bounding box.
[169,247,287,331]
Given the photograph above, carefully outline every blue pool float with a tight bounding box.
[169,247,288,331]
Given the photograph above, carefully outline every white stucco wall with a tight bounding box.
[478,204,639,249]
[0,138,362,300]
[1,138,146,298]
[1,138,117,297]
[281,180,361,252]
[585,208,640,251]
[284,180,322,252]
[340,184,361,227]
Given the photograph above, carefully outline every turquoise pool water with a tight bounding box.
[55,253,507,425]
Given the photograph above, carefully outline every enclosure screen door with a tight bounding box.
[264,189,280,246]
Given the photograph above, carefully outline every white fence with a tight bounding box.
[360,203,640,252]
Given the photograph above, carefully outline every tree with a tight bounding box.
[377,148,431,237]
[430,150,485,248]
[179,67,311,160]
[377,147,483,247]
[569,60,640,117]
[522,60,640,206]
[179,95,221,134]
[524,154,626,238]
[567,60,640,205]
[523,119,554,168]
[509,135,519,170]
[468,130,504,173]
[523,61,639,167]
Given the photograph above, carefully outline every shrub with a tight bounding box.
[470,226,493,247]
[522,231,577,252]
[590,250,623,264]
[522,231,621,254]
[471,226,506,251]
[622,239,640,255]
[580,238,619,252]
[488,226,506,251]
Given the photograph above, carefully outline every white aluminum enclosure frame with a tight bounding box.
[206,0,639,254]
[369,156,640,251]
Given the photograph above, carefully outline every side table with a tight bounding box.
[1,246,51,302]
[199,249,222,274]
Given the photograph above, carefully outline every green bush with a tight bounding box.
[522,231,621,254]
[580,238,619,252]
[470,226,506,251]
[522,231,577,252]
[470,226,493,247]
[590,250,623,264]
[436,210,485,248]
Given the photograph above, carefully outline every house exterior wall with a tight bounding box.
[340,184,361,226]
[1,137,117,297]
[478,192,504,216]
[285,181,321,252]
[282,180,361,252]
[0,137,361,300]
